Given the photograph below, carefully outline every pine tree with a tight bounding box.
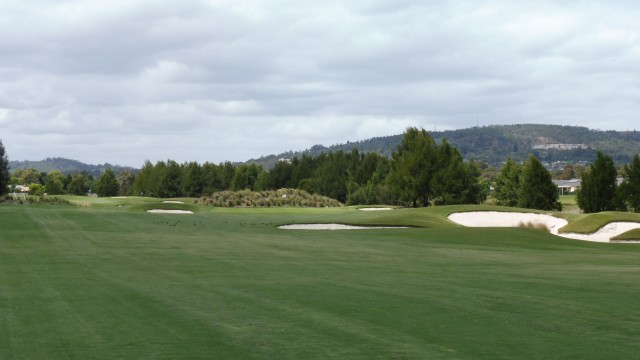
[621,154,640,212]
[494,158,522,207]
[518,156,562,211]
[388,127,437,207]
[96,168,119,197]
[577,151,619,213]
[0,140,9,196]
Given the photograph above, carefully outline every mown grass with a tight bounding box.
[558,211,640,234]
[2,203,640,359]
[611,229,640,241]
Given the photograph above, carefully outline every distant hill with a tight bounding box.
[246,124,640,168]
[9,157,138,177]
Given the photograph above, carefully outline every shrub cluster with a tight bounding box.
[1,195,71,205]
[196,188,342,208]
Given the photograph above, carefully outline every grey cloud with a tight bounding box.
[2,0,640,165]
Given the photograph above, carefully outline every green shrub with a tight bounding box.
[201,188,342,207]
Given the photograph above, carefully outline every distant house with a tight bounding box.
[14,185,30,193]
[553,177,625,195]
[553,179,581,195]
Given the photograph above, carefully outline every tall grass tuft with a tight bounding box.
[196,188,343,208]
[518,221,549,231]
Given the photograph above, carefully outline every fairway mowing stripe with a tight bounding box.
[278,224,409,230]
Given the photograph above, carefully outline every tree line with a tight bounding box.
[8,167,125,198]
[5,132,637,213]
[3,129,488,206]
[130,127,489,206]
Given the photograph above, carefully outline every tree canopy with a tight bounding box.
[0,140,9,196]
[493,158,522,207]
[96,168,119,197]
[518,156,562,211]
[577,151,621,213]
[387,128,487,207]
[621,154,640,212]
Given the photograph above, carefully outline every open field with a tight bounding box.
[2,200,640,359]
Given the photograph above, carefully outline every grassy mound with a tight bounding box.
[196,188,343,208]
[558,212,640,234]
[611,229,640,241]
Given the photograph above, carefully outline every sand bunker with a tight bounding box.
[162,201,185,204]
[147,209,193,214]
[279,224,408,230]
[359,207,394,211]
[448,211,640,243]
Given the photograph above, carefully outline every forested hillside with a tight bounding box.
[247,124,640,168]
[9,157,137,177]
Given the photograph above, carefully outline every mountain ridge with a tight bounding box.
[8,124,640,173]
[9,157,138,177]
[245,124,640,168]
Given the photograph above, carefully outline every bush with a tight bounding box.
[197,188,343,208]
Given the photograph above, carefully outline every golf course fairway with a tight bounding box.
[2,202,640,359]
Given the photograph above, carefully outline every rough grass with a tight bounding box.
[2,195,71,206]
[196,188,342,208]
[2,203,640,359]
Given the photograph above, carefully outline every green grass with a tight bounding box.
[611,229,640,241]
[558,212,640,234]
[2,202,640,359]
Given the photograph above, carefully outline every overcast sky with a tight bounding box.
[1,0,639,166]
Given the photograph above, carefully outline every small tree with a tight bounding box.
[29,183,45,196]
[577,151,620,213]
[0,139,9,196]
[518,156,561,211]
[96,168,119,197]
[68,174,88,196]
[388,127,437,207]
[45,170,65,195]
[117,171,136,196]
[621,154,640,212]
[494,158,522,207]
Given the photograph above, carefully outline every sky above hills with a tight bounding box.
[1,0,639,167]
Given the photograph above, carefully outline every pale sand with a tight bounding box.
[448,211,640,243]
[279,224,408,230]
[359,207,394,211]
[147,209,193,214]
[162,201,185,204]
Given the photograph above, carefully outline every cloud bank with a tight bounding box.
[1,0,639,166]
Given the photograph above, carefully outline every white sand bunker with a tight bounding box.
[448,211,640,243]
[279,224,408,230]
[359,207,394,211]
[147,209,193,214]
[162,201,185,204]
